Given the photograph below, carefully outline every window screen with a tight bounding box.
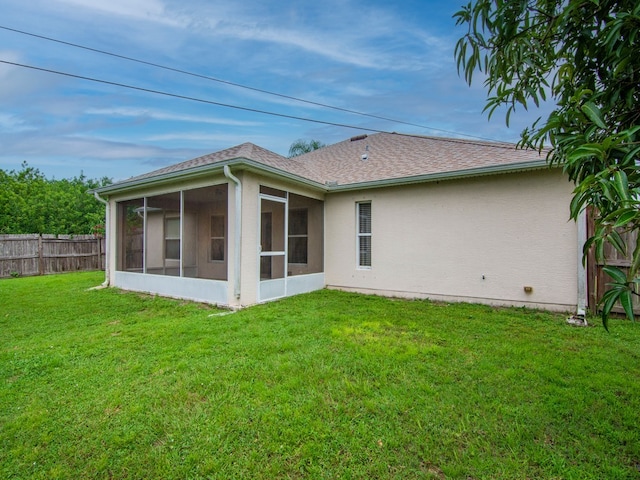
[357,202,371,267]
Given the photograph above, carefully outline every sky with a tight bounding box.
[0,0,552,182]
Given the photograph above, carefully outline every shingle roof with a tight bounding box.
[296,133,545,185]
[125,142,315,183]
[101,132,546,193]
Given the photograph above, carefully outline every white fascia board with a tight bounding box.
[92,158,326,196]
[326,160,551,192]
[92,158,551,196]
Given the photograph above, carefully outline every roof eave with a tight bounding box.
[92,158,551,196]
[326,160,551,192]
[92,158,327,196]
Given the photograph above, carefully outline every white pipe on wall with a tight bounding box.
[577,208,587,317]
[224,165,242,300]
[92,191,110,288]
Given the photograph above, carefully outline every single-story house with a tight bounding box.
[93,132,586,314]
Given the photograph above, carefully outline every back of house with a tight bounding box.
[93,132,582,313]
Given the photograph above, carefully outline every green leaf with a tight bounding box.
[608,230,627,257]
[597,181,616,204]
[613,170,630,201]
[569,191,588,219]
[566,144,604,163]
[600,288,619,332]
[630,239,640,280]
[619,289,635,322]
[602,265,627,285]
[613,209,637,229]
[595,237,605,263]
[581,101,607,129]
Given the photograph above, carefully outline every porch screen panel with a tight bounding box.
[288,193,324,276]
[182,184,228,280]
[146,192,180,276]
[116,198,144,272]
[260,199,286,280]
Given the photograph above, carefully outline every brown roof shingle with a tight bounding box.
[296,133,545,186]
[125,142,315,183]
[103,132,546,193]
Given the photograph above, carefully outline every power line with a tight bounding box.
[0,24,500,142]
[0,59,390,133]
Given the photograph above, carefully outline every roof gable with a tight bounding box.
[124,143,285,182]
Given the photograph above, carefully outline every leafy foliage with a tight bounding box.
[454,0,640,327]
[288,138,326,157]
[0,162,111,235]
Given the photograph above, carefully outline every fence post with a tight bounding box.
[97,235,103,270]
[38,234,44,276]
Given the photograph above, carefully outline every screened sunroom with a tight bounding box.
[106,175,325,307]
[114,183,230,304]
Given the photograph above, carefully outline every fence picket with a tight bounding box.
[0,234,105,278]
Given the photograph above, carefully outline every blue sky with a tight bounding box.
[0,0,551,181]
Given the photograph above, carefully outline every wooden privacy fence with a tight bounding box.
[586,213,640,314]
[0,234,105,278]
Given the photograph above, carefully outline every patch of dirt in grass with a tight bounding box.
[104,405,122,416]
[421,462,445,479]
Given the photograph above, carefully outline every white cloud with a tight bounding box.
[0,50,21,74]
[54,0,186,27]
[216,26,383,70]
[0,50,66,103]
[85,107,262,126]
[0,113,34,132]
[1,131,198,161]
[175,1,443,71]
[145,132,254,143]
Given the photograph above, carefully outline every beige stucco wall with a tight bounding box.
[324,169,578,311]
[235,171,258,306]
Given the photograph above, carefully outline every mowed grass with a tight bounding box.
[1,272,640,479]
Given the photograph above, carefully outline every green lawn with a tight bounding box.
[1,272,639,479]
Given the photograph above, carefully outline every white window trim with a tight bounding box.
[356,201,372,269]
[164,214,181,261]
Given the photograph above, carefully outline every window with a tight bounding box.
[288,208,308,264]
[357,202,371,268]
[165,216,180,260]
[210,214,225,262]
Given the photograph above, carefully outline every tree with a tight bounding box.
[288,139,326,158]
[454,1,640,328]
[0,162,111,235]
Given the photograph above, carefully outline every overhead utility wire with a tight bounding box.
[0,59,390,134]
[0,24,498,143]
